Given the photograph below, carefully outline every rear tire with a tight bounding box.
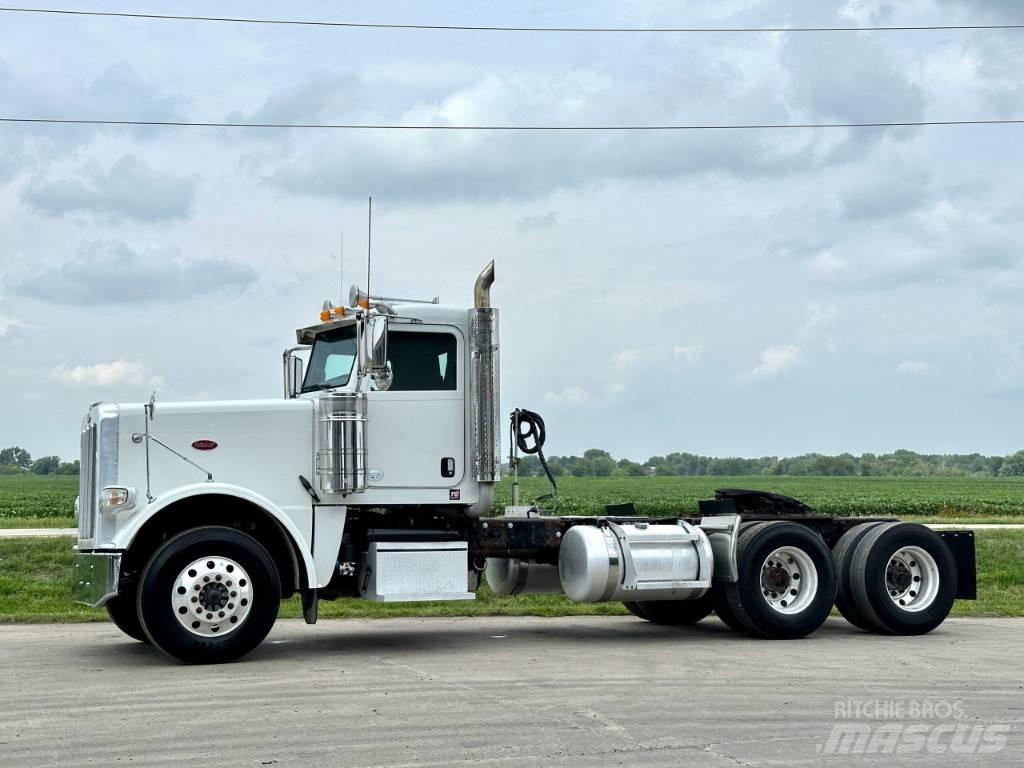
[712,584,746,631]
[105,586,149,643]
[137,526,281,664]
[832,522,889,631]
[712,521,767,633]
[849,523,957,636]
[624,592,714,625]
[724,521,837,639]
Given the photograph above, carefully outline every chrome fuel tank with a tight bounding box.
[558,521,713,602]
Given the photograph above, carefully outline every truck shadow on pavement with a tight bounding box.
[77,615,886,667]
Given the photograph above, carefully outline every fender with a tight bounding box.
[113,482,316,591]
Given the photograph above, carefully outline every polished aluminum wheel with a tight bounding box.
[759,546,818,615]
[171,556,253,637]
[885,546,939,612]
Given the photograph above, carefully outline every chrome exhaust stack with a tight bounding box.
[474,260,495,309]
[469,261,500,497]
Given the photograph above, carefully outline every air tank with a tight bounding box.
[485,558,562,596]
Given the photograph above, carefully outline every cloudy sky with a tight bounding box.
[1,0,1023,462]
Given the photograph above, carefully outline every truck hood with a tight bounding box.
[115,398,315,501]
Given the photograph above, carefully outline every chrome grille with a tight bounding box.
[78,422,97,541]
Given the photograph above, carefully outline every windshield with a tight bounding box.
[302,326,357,392]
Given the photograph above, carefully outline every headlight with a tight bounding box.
[100,487,136,516]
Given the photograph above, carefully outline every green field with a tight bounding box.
[497,475,1024,518]
[0,474,78,524]
[3,474,1024,527]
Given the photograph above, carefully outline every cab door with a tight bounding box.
[364,326,465,489]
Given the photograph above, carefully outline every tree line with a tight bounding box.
[0,447,80,476]
[6,443,1024,478]
[514,448,1024,478]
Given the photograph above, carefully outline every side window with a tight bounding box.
[387,332,457,391]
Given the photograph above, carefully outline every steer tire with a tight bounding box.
[849,522,957,636]
[625,592,714,625]
[105,586,149,643]
[832,522,891,631]
[137,526,281,664]
[724,521,837,640]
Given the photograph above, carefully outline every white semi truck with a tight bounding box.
[72,262,976,663]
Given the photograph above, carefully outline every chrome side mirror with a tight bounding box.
[358,314,389,387]
[283,348,307,399]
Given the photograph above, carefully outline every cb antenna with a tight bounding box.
[339,230,344,306]
[366,196,372,306]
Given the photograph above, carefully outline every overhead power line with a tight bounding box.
[2,117,1023,131]
[0,7,1022,33]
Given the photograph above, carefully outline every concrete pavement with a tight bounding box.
[0,616,1020,767]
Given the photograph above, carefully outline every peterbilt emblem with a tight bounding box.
[191,440,218,451]
[368,469,384,482]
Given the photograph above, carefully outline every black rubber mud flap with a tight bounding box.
[301,589,319,625]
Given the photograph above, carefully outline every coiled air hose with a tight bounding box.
[511,408,557,511]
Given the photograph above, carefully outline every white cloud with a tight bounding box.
[22,155,195,222]
[517,211,558,232]
[751,345,803,379]
[50,360,163,387]
[809,251,847,276]
[800,302,839,338]
[897,360,932,375]
[673,345,705,363]
[543,386,591,407]
[0,316,23,337]
[614,344,704,370]
[12,241,258,306]
[841,165,932,221]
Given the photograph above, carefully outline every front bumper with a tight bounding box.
[71,552,122,607]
